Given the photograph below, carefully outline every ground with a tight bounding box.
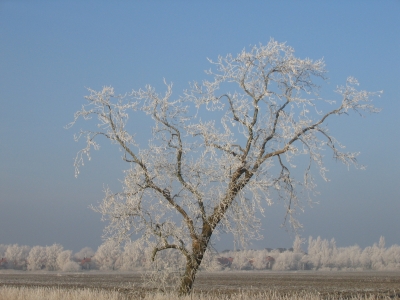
[0,270,399,298]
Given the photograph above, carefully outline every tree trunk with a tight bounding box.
[178,224,213,295]
[178,238,208,296]
[178,259,199,296]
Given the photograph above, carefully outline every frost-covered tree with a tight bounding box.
[273,250,303,271]
[370,236,387,270]
[73,247,95,261]
[58,249,81,272]
[93,240,121,270]
[293,235,305,253]
[69,39,380,294]
[120,240,147,270]
[0,244,7,259]
[384,245,400,270]
[27,246,46,271]
[4,244,30,269]
[45,244,63,271]
[56,250,72,270]
[200,249,223,271]
[307,236,338,270]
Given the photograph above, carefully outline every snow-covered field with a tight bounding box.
[1,270,399,298]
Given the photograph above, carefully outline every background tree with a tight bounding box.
[45,244,63,271]
[0,245,7,260]
[120,240,152,271]
[69,39,380,294]
[56,249,79,271]
[93,240,121,270]
[27,246,46,271]
[293,235,305,253]
[73,247,95,261]
[4,244,30,270]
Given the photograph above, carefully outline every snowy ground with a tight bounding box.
[0,270,399,298]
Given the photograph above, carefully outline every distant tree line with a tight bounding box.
[0,236,399,272]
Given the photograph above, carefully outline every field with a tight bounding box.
[1,270,400,299]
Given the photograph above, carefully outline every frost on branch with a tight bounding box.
[69,39,380,294]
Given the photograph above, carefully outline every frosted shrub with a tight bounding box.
[62,261,81,272]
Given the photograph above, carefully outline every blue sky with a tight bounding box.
[0,1,399,252]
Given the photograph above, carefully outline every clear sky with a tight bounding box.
[0,1,399,252]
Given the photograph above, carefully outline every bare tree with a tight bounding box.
[68,39,380,294]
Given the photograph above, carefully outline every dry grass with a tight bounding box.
[0,286,123,300]
[0,286,398,300]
